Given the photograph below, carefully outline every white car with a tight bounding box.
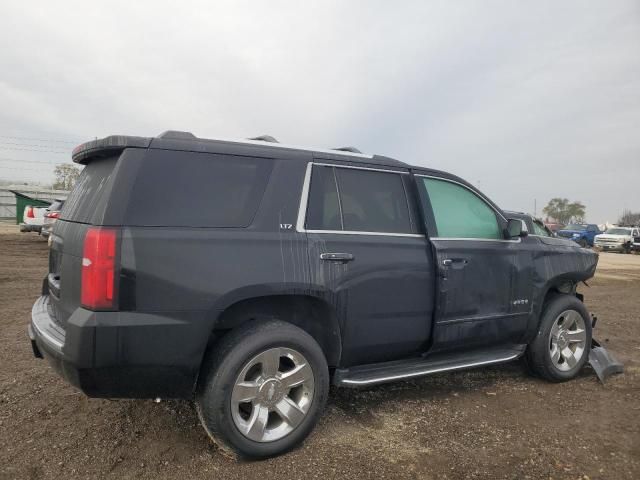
[19,205,48,233]
[594,226,639,253]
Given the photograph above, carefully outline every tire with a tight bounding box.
[196,320,329,459]
[525,294,592,382]
[578,239,588,248]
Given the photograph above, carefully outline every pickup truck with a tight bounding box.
[594,226,640,253]
[19,205,48,233]
[557,223,601,247]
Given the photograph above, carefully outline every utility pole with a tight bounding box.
[534,199,537,217]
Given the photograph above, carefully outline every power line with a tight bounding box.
[0,134,83,144]
[0,158,74,164]
[0,141,71,150]
[0,146,69,154]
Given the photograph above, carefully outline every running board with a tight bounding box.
[333,345,526,387]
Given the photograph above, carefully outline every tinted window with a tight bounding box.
[305,166,341,230]
[422,178,501,239]
[125,150,272,227]
[60,157,113,223]
[335,168,412,233]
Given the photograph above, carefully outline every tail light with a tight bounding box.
[26,206,34,218]
[81,227,118,310]
[45,212,60,219]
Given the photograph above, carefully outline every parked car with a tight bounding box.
[633,229,640,253]
[594,226,640,253]
[30,131,602,458]
[504,211,554,237]
[40,200,65,239]
[19,205,47,233]
[557,223,601,247]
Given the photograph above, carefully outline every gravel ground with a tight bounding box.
[0,227,638,479]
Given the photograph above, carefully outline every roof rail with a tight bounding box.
[248,135,279,143]
[333,146,362,154]
[157,130,197,140]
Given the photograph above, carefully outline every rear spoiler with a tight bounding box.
[72,135,152,164]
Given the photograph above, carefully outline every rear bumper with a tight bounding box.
[29,295,207,399]
[20,223,42,233]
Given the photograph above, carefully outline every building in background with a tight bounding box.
[0,186,69,223]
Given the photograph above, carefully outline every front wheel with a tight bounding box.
[526,294,592,382]
[196,320,329,458]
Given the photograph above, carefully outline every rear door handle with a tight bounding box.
[320,252,354,263]
[442,258,468,268]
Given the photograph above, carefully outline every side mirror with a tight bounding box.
[506,218,527,239]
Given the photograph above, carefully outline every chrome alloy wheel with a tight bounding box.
[549,309,587,371]
[231,347,314,442]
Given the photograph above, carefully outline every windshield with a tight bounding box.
[564,224,587,231]
[605,228,631,235]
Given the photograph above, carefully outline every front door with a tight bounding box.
[414,174,532,352]
[300,162,435,367]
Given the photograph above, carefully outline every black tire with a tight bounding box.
[525,294,592,382]
[578,239,588,248]
[196,320,329,459]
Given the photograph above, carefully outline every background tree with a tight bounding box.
[618,209,640,226]
[53,164,82,190]
[542,198,586,224]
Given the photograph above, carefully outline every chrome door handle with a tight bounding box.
[442,258,468,267]
[320,252,354,262]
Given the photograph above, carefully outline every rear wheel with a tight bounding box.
[526,294,592,382]
[196,320,329,458]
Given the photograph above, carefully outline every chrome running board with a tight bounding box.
[333,345,526,387]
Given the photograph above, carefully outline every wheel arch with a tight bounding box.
[208,293,342,368]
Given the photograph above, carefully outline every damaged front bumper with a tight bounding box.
[588,315,624,383]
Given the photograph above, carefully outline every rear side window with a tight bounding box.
[125,150,272,227]
[60,157,114,223]
[305,166,341,230]
[421,177,501,239]
[305,165,412,234]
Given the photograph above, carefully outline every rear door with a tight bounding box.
[300,162,435,367]
[414,174,532,352]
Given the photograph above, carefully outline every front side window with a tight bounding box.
[421,177,501,239]
[532,219,551,237]
[305,165,412,234]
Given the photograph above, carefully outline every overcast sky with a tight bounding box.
[1,1,638,223]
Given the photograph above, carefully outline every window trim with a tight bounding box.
[296,162,423,238]
[415,174,522,243]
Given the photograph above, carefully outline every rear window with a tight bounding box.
[60,157,115,223]
[124,150,273,227]
[48,200,64,211]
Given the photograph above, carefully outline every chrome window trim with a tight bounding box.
[313,162,410,175]
[296,162,421,238]
[431,237,522,243]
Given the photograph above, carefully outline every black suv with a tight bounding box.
[30,131,598,458]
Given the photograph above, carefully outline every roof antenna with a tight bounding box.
[248,135,279,143]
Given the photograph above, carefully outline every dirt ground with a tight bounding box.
[1,226,638,480]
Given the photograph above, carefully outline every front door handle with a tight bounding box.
[320,252,355,263]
